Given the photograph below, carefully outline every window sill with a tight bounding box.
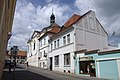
[64,65,71,67]
[54,65,59,67]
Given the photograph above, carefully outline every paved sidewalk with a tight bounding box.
[21,64,108,80]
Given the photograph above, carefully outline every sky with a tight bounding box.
[8,0,120,51]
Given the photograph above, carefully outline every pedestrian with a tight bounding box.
[26,62,29,70]
[27,62,29,67]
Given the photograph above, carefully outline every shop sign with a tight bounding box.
[80,56,93,61]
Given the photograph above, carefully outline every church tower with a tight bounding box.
[50,10,55,25]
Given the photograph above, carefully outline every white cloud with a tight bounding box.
[75,0,96,14]
[9,0,71,50]
[74,0,120,46]
[46,0,53,3]
[9,0,120,51]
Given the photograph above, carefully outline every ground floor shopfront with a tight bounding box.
[79,60,96,77]
[75,49,120,80]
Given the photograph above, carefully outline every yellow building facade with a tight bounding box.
[0,0,16,79]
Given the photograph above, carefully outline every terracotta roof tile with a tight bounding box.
[7,50,27,57]
[49,27,61,34]
[64,14,81,27]
[50,10,92,40]
[17,50,27,57]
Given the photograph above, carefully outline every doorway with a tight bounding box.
[50,57,52,71]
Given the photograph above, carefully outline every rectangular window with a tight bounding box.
[51,43,53,50]
[44,51,47,57]
[41,41,42,47]
[54,41,56,49]
[44,38,46,45]
[57,39,59,48]
[43,62,45,67]
[55,55,59,66]
[64,53,70,65]
[63,36,66,45]
[67,34,70,44]
[33,42,35,50]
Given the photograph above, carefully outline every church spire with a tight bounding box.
[50,9,55,25]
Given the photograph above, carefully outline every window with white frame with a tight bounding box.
[54,41,56,49]
[67,34,70,44]
[57,39,59,48]
[55,55,59,66]
[64,53,70,65]
[63,36,66,45]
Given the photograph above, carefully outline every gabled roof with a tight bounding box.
[49,11,92,40]
[64,14,81,27]
[38,23,61,40]
[31,30,41,39]
[96,18,108,35]
[64,10,94,28]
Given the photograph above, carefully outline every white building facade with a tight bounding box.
[27,10,109,73]
[48,10,108,73]
[38,25,61,69]
[27,31,40,67]
[27,13,61,69]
